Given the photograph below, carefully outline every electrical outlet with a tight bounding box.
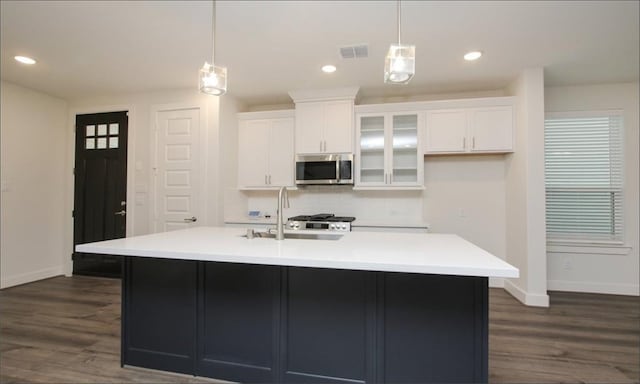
[562,259,572,271]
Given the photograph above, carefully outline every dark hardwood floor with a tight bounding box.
[490,287,639,383]
[0,276,638,383]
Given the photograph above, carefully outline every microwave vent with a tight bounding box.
[340,44,368,59]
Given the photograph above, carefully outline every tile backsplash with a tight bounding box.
[236,186,424,223]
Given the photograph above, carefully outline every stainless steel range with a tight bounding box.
[287,213,355,232]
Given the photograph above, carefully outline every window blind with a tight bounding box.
[544,114,623,242]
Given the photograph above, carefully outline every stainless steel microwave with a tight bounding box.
[295,154,354,185]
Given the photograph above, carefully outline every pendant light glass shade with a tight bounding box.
[384,44,415,84]
[199,62,227,96]
[384,0,415,84]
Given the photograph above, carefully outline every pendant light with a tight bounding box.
[384,0,415,84]
[199,0,227,96]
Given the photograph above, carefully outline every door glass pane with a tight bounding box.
[86,125,95,137]
[97,137,107,149]
[360,116,385,183]
[109,123,119,135]
[109,137,119,149]
[392,114,418,183]
[97,124,108,136]
[86,138,95,149]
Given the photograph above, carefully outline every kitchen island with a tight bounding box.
[76,227,518,384]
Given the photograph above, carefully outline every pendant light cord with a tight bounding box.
[397,0,401,46]
[211,0,216,64]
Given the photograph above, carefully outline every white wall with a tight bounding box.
[545,82,639,295]
[1,81,68,288]
[504,68,549,307]
[423,155,507,260]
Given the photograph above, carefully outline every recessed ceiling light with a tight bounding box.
[14,55,36,65]
[14,56,36,65]
[321,65,337,73]
[464,51,482,61]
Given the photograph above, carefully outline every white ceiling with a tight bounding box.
[2,0,638,106]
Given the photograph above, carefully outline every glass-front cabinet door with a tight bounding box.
[356,112,423,189]
[391,114,419,184]
[359,115,386,184]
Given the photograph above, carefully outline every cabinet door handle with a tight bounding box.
[385,173,388,184]
[472,137,475,149]
[265,175,268,185]
[320,141,323,152]
[268,175,271,184]
[463,137,466,149]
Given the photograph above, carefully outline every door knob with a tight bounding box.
[114,210,126,216]
[184,216,197,222]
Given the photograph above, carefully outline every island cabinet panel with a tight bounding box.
[122,257,197,374]
[380,274,488,383]
[122,258,488,384]
[281,268,375,384]
[196,262,280,383]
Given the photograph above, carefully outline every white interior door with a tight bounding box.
[153,107,204,233]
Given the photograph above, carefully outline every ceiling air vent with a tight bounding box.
[340,44,369,59]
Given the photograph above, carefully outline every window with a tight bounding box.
[544,112,623,243]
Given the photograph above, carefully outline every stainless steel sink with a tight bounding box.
[243,230,343,241]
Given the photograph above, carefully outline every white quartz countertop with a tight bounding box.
[75,227,518,278]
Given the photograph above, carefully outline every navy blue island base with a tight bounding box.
[122,256,488,383]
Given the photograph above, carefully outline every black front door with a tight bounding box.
[73,111,128,278]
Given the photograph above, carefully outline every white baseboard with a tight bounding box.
[548,280,639,296]
[504,279,550,307]
[489,277,504,288]
[64,259,73,277]
[0,266,65,289]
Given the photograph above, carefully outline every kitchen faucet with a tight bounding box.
[276,186,289,240]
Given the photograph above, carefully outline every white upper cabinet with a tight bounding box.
[468,107,514,152]
[323,100,354,153]
[425,105,514,154]
[237,111,294,190]
[356,111,423,189]
[294,102,325,154]
[424,109,468,153]
[238,119,270,188]
[295,100,354,154]
[268,119,296,186]
[289,87,359,155]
